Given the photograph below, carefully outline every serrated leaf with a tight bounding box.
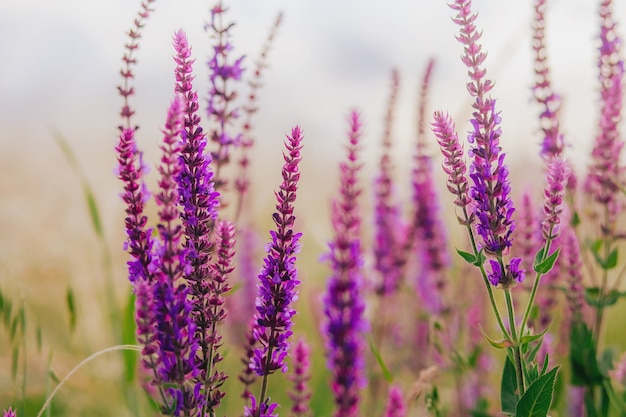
[457,249,477,264]
[369,338,392,382]
[515,366,559,417]
[534,249,560,274]
[501,355,518,414]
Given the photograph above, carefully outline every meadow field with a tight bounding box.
[1,1,626,416]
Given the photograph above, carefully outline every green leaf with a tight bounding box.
[479,326,513,349]
[534,249,560,274]
[519,323,552,346]
[369,338,393,383]
[533,247,546,269]
[84,186,104,238]
[570,321,602,386]
[571,211,581,227]
[516,366,559,417]
[604,248,618,270]
[66,286,77,333]
[457,249,476,264]
[501,355,518,415]
[585,288,622,308]
[122,292,138,383]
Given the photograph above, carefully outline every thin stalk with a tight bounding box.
[505,289,525,396]
[519,233,554,336]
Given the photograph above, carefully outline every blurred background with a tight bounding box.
[1,0,625,415]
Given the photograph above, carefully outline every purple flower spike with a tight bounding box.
[542,157,570,240]
[251,126,304,378]
[374,70,406,295]
[289,338,312,417]
[532,0,564,159]
[450,0,516,256]
[116,127,155,284]
[431,111,472,216]
[206,2,246,191]
[564,229,584,320]
[323,111,367,417]
[588,0,624,220]
[383,386,406,417]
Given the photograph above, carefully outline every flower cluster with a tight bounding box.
[323,111,367,417]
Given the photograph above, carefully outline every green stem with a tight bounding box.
[505,289,525,396]
[36,345,142,417]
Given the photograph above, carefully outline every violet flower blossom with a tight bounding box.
[542,156,570,241]
[323,111,367,417]
[2,408,15,417]
[532,0,564,159]
[383,385,406,417]
[288,338,312,417]
[205,2,245,191]
[451,0,522,287]
[432,111,472,216]
[374,69,406,295]
[248,126,304,417]
[412,60,450,315]
[588,0,624,222]
[173,29,230,415]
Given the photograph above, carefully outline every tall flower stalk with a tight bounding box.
[323,111,367,417]
[247,126,304,417]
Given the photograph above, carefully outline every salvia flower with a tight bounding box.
[412,60,450,315]
[116,127,155,284]
[515,191,540,274]
[588,0,624,223]
[173,29,225,402]
[118,0,156,129]
[383,385,406,417]
[206,2,246,191]
[3,408,15,417]
[374,69,406,295]
[532,0,564,159]
[487,258,524,287]
[288,338,312,417]
[451,0,516,256]
[250,125,303,380]
[323,111,367,417]
[564,228,585,320]
[542,156,570,241]
[235,12,283,218]
[431,111,472,215]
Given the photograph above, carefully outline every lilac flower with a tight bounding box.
[288,338,312,417]
[205,2,246,191]
[248,126,304,416]
[588,0,624,224]
[542,156,570,240]
[3,408,15,417]
[323,111,367,417]
[451,0,516,255]
[515,191,540,275]
[487,258,524,287]
[411,60,450,315]
[235,12,283,218]
[374,69,406,295]
[118,0,156,129]
[116,127,155,284]
[383,385,406,417]
[432,111,472,215]
[532,0,564,159]
[563,228,585,320]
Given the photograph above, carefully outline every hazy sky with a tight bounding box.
[0,0,621,176]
